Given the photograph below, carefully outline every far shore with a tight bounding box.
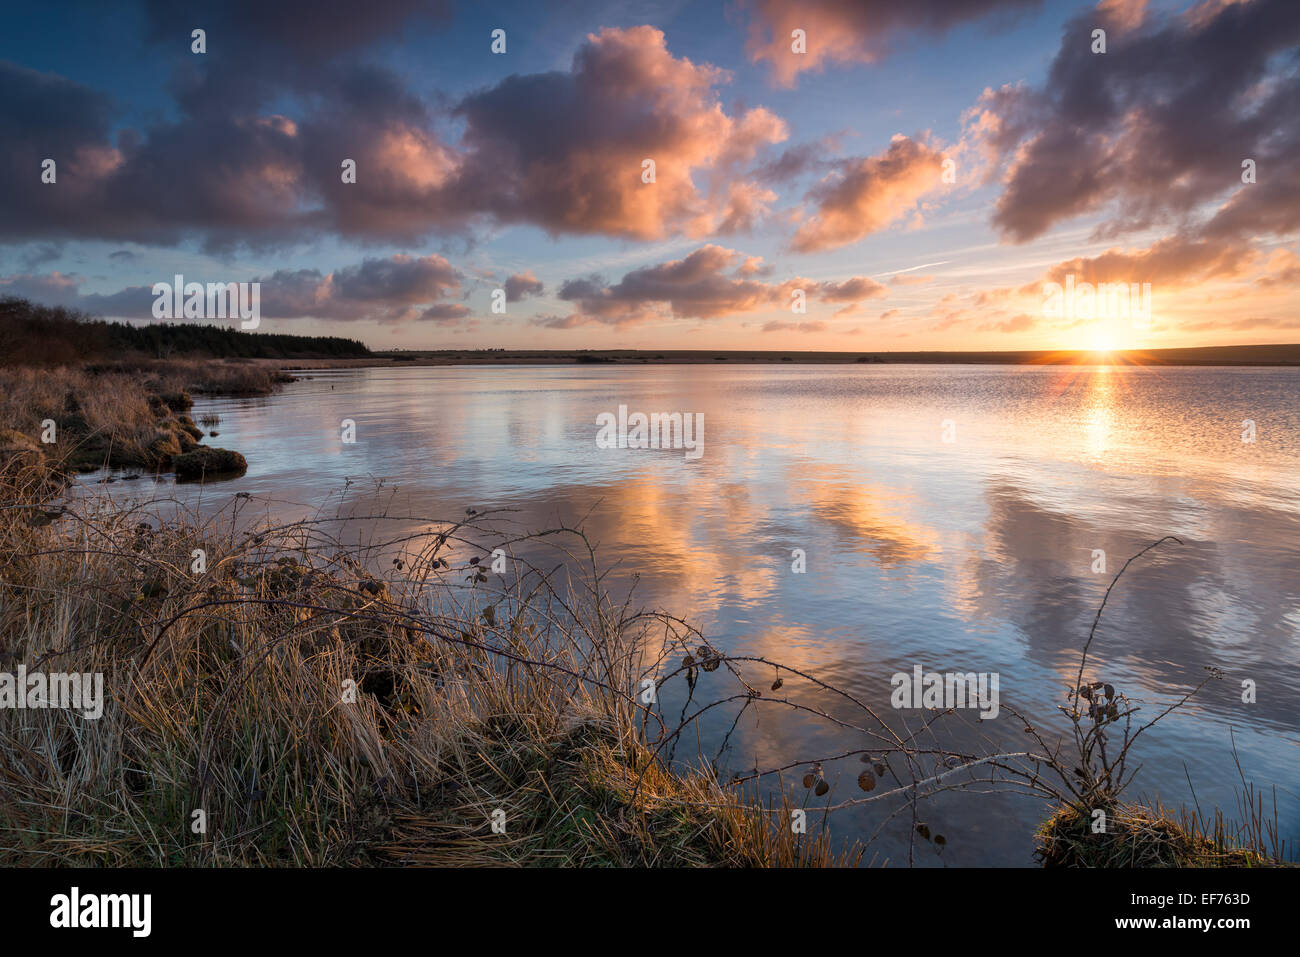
[271,343,1300,369]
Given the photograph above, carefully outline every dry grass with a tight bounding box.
[0,466,859,867]
[0,366,159,449]
[0,363,269,476]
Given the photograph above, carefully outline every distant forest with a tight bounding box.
[0,297,371,365]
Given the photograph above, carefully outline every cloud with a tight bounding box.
[761,320,828,333]
[1035,235,1256,289]
[503,271,545,302]
[0,58,318,249]
[979,312,1036,333]
[554,244,885,326]
[791,135,948,252]
[0,271,84,307]
[255,253,468,322]
[973,0,1300,244]
[743,0,1040,87]
[448,26,788,240]
[2,253,466,323]
[419,302,473,322]
[752,138,841,184]
[1255,249,1300,288]
[0,25,787,249]
[530,313,593,330]
[816,276,888,301]
[1181,314,1299,332]
[328,253,459,306]
[142,0,453,114]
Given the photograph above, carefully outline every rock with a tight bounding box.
[173,447,247,479]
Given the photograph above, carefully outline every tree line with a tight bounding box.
[0,297,371,365]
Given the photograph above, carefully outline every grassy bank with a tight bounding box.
[0,464,856,866]
[0,361,290,480]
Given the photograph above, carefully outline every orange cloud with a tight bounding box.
[450,26,788,241]
[744,0,1039,88]
[791,135,947,252]
[1037,236,1256,289]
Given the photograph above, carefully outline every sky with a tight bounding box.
[0,0,1297,352]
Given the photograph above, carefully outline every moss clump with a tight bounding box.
[173,446,247,479]
[1037,804,1278,867]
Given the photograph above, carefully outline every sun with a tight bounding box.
[1079,319,1127,357]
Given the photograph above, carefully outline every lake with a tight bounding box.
[85,363,1300,865]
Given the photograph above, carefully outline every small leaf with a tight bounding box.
[770,678,783,691]
[814,779,829,797]
[857,770,877,792]
[916,823,931,841]
[934,834,947,847]
[802,773,815,789]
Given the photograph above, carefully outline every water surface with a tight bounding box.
[87,363,1300,865]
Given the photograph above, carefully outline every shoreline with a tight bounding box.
[272,343,1300,369]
